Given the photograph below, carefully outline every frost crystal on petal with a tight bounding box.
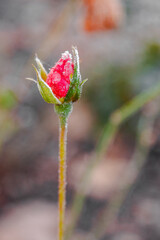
[62,51,72,60]
[46,51,74,99]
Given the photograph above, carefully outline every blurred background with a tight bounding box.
[0,0,160,239]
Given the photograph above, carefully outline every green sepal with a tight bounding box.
[64,65,81,102]
[59,97,65,103]
[64,83,74,103]
[72,46,81,82]
[72,87,81,102]
[81,78,88,86]
[33,65,61,105]
[63,47,84,103]
[35,55,48,81]
[72,47,79,73]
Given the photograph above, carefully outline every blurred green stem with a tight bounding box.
[90,108,158,240]
[65,82,160,240]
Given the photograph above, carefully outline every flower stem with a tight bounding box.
[54,103,72,240]
[58,119,67,240]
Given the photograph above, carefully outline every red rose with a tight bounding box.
[46,51,74,99]
[29,47,86,105]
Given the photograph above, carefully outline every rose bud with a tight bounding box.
[46,51,74,100]
[27,47,87,105]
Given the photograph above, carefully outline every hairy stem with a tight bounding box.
[58,120,67,240]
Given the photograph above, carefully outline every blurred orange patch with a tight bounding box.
[84,0,124,31]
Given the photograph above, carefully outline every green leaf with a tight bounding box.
[0,90,17,109]
[33,65,61,104]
